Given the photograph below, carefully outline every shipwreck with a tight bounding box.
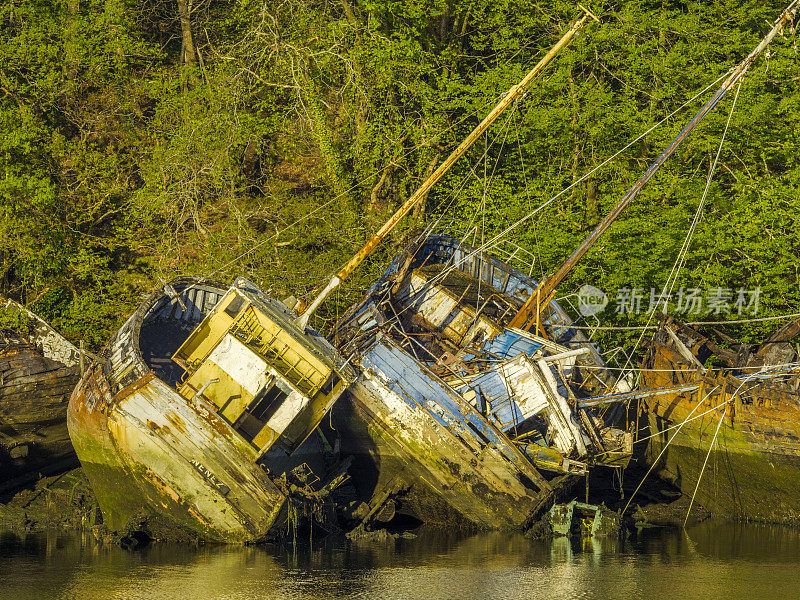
[66,7,608,542]
[67,277,355,542]
[329,233,632,530]
[293,8,632,531]
[640,316,800,524]
[0,301,84,494]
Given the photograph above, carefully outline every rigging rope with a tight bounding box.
[621,391,712,515]
[363,73,736,368]
[381,71,732,333]
[683,410,726,527]
[565,310,800,330]
[426,72,729,281]
[614,79,744,388]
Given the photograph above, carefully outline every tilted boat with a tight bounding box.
[622,1,800,523]
[641,316,800,523]
[67,277,355,542]
[290,8,633,530]
[320,0,800,529]
[67,7,604,541]
[329,234,632,529]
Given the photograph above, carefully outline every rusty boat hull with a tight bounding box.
[69,369,286,541]
[642,318,800,524]
[332,235,630,530]
[0,330,80,492]
[332,338,557,530]
[67,278,289,542]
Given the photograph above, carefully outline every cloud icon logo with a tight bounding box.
[577,284,608,316]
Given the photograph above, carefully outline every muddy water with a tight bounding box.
[1,523,799,600]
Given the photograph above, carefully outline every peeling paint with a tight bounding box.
[68,276,351,543]
[332,234,631,530]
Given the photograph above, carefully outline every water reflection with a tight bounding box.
[1,523,799,600]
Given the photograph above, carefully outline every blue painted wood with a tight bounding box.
[466,368,525,431]
[484,330,544,359]
[361,337,531,469]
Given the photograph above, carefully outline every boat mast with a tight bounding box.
[296,5,600,329]
[508,0,800,332]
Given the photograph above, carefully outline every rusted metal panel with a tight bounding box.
[641,317,800,522]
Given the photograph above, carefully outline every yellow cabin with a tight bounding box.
[172,278,354,456]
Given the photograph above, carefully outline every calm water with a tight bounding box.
[1,523,799,600]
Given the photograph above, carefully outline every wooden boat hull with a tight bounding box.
[330,234,629,530]
[0,331,80,492]
[643,332,800,524]
[333,336,563,530]
[67,278,290,543]
[69,368,286,542]
[646,390,800,524]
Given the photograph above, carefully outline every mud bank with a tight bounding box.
[631,495,712,528]
[0,468,210,547]
[0,469,99,535]
[0,465,731,548]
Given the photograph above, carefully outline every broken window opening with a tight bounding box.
[233,380,290,443]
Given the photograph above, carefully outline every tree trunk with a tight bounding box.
[64,0,80,81]
[412,154,440,221]
[301,79,351,203]
[176,0,196,65]
[586,176,598,224]
[568,74,582,205]
[340,0,357,23]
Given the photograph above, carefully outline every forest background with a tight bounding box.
[1,0,799,363]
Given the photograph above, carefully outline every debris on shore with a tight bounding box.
[0,300,84,494]
[0,469,99,535]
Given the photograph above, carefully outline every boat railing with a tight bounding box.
[229,307,327,398]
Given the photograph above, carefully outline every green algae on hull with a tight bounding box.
[646,401,800,525]
[642,318,800,525]
[333,392,544,531]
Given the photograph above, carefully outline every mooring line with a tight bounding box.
[621,390,711,515]
[632,394,727,445]
[630,366,763,517]
[683,410,726,527]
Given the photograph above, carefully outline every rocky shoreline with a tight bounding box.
[0,466,721,549]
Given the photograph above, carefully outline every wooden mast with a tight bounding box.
[508,0,800,332]
[296,5,600,329]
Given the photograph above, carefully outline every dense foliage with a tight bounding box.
[1,0,798,359]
